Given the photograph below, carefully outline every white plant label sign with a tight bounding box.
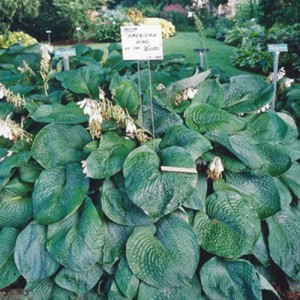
[121,25,163,60]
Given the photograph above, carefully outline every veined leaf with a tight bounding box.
[124,145,197,220]
[114,81,140,115]
[30,103,88,124]
[126,215,199,288]
[14,223,60,281]
[101,177,151,226]
[0,227,20,288]
[31,123,91,169]
[267,207,300,280]
[102,220,133,266]
[193,191,260,258]
[216,172,281,219]
[55,65,105,99]
[281,162,300,199]
[160,125,212,161]
[25,278,54,300]
[47,197,103,271]
[185,103,246,134]
[0,178,32,228]
[84,131,136,179]
[138,276,203,300]
[200,257,262,300]
[54,264,103,295]
[33,163,89,224]
[115,257,139,299]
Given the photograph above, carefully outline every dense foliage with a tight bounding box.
[0,41,300,299]
[0,31,37,49]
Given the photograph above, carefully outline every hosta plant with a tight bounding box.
[0,43,300,299]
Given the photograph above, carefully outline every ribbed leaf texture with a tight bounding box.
[124,145,197,220]
[267,207,300,280]
[200,257,262,300]
[0,227,20,288]
[47,198,103,271]
[126,215,199,288]
[84,131,136,179]
[33,163,89,224]
[31,123,91,169]
[193,191,260,258]
[14,223,60,281]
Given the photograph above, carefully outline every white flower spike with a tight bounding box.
[206,156,224,180]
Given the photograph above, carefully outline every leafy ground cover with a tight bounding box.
[0,40,300,299]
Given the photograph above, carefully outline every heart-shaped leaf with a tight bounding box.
[30,103,88,124]
[0,178,32,228]
[31,123,91,169]
[138,276,203,300]
[54,264,103,295]
[200,257,262,300]
[33,163,89,224]
[126,215,199,288]
[193,191,260,258]
[114,81,140,115]
[281,162,300,199]
[55,65,105,99]
[185,103,246,134]
[47,197,103,271]
[14,223,60,281]
[115,257,139,299]
[215,172,281,219]
[124,145,197,220]
[160,125,212,160]
[84,131,136,179]
[0,227,20,288]
[267,207,300,280]
[101,176,151,226]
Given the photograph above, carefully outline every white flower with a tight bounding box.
[40,44,53,62]
[187,11,195,18]
[206,157,224,180]
[156,83,165,91]
[182,88,198,100]
[0,85,6,99]
[0,120,13,140]
[99,88,106,101]
[284,78,294,88]
[81,160,88,176]
[126,120,137,138]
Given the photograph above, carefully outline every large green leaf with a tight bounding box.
[25,278,54,300]
[47,197,103,271]
[114,81,140,115]
[0,227,20,288]
[30,103,88,124]
[224,75,272,114]
[54,264,103,295]
[124,145,197,220]
[126,215,199,288]
[0,150,31,181]
[0,178,32,228]
[102,220,133,266]
[31,123,91,169]
[142,97,183,137]
[55,65,105,99]
[193,78,225,108]
[115,257,139,299]
[84,131,136,179]
[266,207,300,280]
[33,163,89,224]
[281,162,300,199]
[138,276,203,300]
[185,103,246,134]
[200,257,262,300]
[14,223,60,281]
[101,176,151,226]
[160,125,212,161]
[206,131,291,175]
[193,191,260,258]
[215,172,281,219]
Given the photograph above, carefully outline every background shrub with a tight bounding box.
[0,31,37,49]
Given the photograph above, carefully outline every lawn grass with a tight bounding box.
[58,32,263,78]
